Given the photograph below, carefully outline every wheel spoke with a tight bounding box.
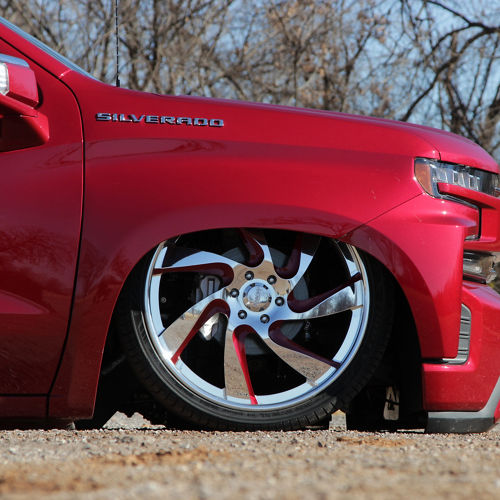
[159,291,228,363]
[224,324,257,404]
[239,229,273,266]
[153,247,238,285]
[261,324,339,382]
[278,233,320,287]
[287,273,362,319]
[143,234,372,414]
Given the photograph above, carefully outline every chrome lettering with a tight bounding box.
[130,114,145,123]
[160,116,176,124]
[96,113,224,128]
[96,112,112,121]
[209,119,224,127]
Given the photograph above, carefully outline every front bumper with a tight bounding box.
[426,378,500,433]
[349,187,500,433]
[423,282,500,432]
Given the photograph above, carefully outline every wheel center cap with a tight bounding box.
[242,283,272,312]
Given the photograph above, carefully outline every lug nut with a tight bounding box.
[267,275,277,284]
[260,314,270,324]
[238,310,247,319]
[245,271,254,280]
[230,288,239,298]
[275,297,284,306]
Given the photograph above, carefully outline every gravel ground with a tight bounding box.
[0,413,499,500]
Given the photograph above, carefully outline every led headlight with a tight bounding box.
[415,158,500,199]
[0,62,8,95]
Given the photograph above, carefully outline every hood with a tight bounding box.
[69,76,499,174]
[187,95,498,174]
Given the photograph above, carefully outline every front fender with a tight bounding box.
[47,201,385,419]
[49,89,430,417]
[47,156,473,418]
[347,194,479,359]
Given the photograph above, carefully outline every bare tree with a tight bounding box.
[397,0,500,158]
[0,0,116,81]
[115,0,234,94]
[207,0,395,114]
[0,0,235,91]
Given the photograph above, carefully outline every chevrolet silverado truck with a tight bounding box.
[0,16,499,432]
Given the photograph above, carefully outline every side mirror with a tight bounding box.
[0,53,49,151]
[0,53,39,109]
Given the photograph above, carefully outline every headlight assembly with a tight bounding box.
[415,158,500,199]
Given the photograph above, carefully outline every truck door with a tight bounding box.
[0,40,83,398]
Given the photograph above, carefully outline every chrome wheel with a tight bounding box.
[142,229,371,411]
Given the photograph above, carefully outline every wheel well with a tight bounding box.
[346,261,425,430]
[81,229,424,428]
[75,248,171,428]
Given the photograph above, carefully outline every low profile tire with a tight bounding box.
[117,229,393,430]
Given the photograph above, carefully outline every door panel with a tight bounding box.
[0,39,83,394]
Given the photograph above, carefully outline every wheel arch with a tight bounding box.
[346,196,468,361]
[48,207,431,420]
[47,205,364,419]
[345,267,425,430]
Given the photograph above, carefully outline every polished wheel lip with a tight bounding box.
[143,232,370,412]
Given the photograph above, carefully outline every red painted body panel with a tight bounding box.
[423,283,500,411]
[348,194,480,358]
[0,37,82,401]
[419,188,500,416]
[3,61,38,106]
[0,19,499,424]
[0,396,45,418]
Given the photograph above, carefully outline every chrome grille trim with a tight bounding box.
[442,304,471,365]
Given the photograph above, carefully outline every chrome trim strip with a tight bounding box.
[0,53,29,67]
[441,304,471,365]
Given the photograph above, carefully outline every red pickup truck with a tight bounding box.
[0,16,499,432]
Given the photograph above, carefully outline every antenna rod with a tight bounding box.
[114,0,120,87]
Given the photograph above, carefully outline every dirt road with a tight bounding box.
[0,413,499,499]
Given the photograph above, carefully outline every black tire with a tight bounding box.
[117,229,393,430]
